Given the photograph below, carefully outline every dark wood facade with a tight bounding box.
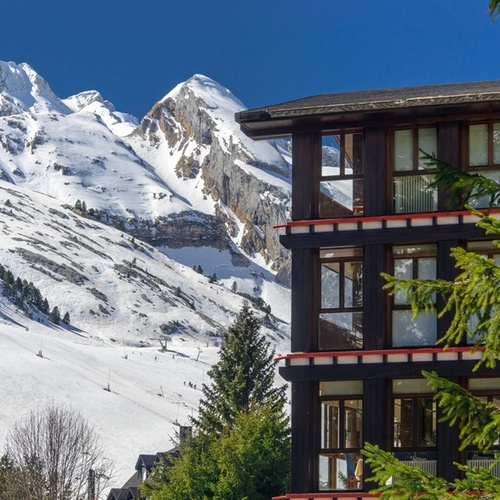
[236,81,500,498]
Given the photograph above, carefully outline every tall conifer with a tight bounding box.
[193,301,287,435]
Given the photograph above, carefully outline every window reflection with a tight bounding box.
[392,245,437,347]
[320,248,363,350]
[320,396,363,491]
[393,127,437,213]
[321,133,363,217]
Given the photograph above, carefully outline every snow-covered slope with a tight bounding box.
[0,60,296,492]
[0,180,290,490]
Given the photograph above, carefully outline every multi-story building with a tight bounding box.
[236,81,500,499]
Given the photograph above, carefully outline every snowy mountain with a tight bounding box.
[0,61,293,491]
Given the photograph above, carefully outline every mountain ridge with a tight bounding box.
[0,60,293,491]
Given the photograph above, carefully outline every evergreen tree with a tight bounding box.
[143,302,290,499]
[365,154,500,496]
[40,298,49,314]
[193,301,287,435]
[62,311,70,325]
[143,403,290,500]
[50,306,61,325]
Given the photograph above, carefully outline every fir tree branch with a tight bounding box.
[424,371,500,451]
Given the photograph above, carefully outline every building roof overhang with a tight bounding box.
[235,80,500,139]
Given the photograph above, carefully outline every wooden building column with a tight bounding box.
[289,132,321,492]
[291,131,321,220]
[437,121,462,212]
[437,377,460,481]
[363,127,387,216]
[363,378,390,492]
[363,244,387,350]
[290,380,318,493]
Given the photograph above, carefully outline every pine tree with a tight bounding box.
[50,306,61,325]
[62,311,70,325]
[365,154,500,496]
[142,302,290,499]
[193,301,287,435]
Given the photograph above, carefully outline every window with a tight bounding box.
[319,248,363,350]
[320,133,363,218]
[319,381,363,491]
[468,123,500,208]
[393,379,437,472]
[393,127,437,213]
[466,378,500,477]
[392,245,437,347]
[466,241,500,343]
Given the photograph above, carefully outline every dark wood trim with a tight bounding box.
[363,245,387,350]
[280,223,488,249]
[292,132,321,220]
[291,381,318,492]
[363,127,388,216]
[437,121,462,211]
[437,377,461,481]
[279,361,500,382]
[291,248,319,352]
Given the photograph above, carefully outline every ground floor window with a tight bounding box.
[393,379,437,473]
[466,378,500,477]
[319,381,363,491]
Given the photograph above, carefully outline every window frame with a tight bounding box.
[390,244,437,348]
[391,126,438,214]
[467,121,500,170]
[319,247,364,351]
[319,382,364,492]
[320,131,364,217]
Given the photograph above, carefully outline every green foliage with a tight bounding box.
[193,301,287,435]
[370,154,500,495]
[423,151,500,209]
[141,433,218,500]
[423,371,500,452]
[0,263,53,318]
[143,302,290,498]
[364,442,500,499]
[62,311,70,325]
[142,403,290,500]
[50,306,61,325]
[490,0,500,20]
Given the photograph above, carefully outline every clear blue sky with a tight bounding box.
[1,0,499,119]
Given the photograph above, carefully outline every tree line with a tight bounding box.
[0,263,70,325]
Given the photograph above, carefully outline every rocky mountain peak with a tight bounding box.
[0,61,70,116]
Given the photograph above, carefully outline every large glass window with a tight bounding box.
[466,241,500,343]
[393,379,437,474]
[468,123,500,208]
[466,378,500,478]
[392,245,437,347]
[393,127,438,213]
[320,381,363,491]
[321,133,363,218]
[319,248,363,350]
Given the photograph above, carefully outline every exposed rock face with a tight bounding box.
[0,64,293,285]
[136,75,291,274]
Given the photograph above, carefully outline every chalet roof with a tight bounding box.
[135,454,156,471]
[235,80,500,139]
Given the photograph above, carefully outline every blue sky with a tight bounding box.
[1,0,499,118]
